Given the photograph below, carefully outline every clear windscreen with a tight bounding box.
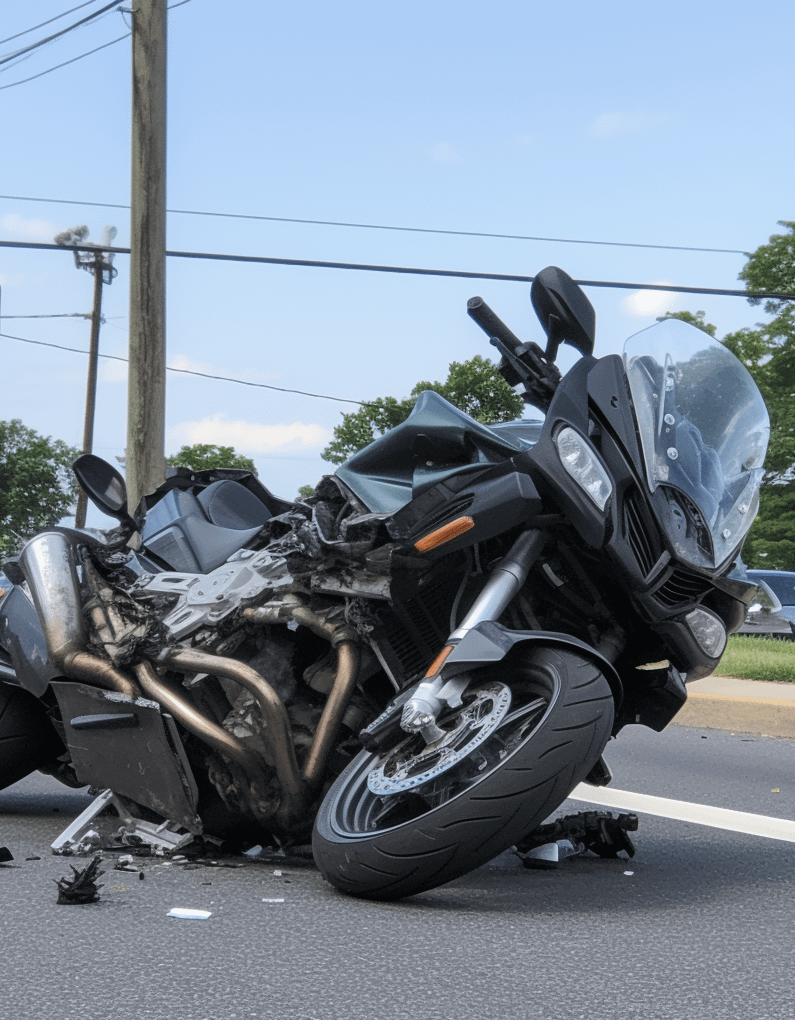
[623,318,769,566]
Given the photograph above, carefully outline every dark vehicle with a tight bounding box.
[0,267,770,899]
[739,569,795,639]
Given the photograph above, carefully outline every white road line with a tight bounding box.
[569,783,795,843]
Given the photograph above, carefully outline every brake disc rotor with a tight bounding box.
[366,681,512,795]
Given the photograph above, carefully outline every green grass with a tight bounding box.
[716,635,795,683]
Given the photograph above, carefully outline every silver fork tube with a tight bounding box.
[449,529,547,641]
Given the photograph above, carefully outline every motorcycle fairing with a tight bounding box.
[51,681,202,833]
[0,584,60,696]
[335,390,541,515]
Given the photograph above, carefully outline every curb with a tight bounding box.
[672,692,795,739]
[670,675,795,739]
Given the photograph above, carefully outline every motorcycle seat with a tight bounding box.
[196,479,273,530]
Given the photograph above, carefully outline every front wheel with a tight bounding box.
[312,645,615,899]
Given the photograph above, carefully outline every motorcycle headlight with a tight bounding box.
[555,427,613,512]
[685,607,727,659]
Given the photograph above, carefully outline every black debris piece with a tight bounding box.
[0,847,13,864]
[515,811,638,861]
[55,855,105,904]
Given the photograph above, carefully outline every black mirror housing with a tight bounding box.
[73,454,136,529]
[531,266,596,358]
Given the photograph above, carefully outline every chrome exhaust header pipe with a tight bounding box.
[19,531,138,695]
[20,532,87,665]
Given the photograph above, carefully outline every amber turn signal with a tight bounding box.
[414,516,475,552]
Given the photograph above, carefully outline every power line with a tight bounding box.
[0,1,100,47]
[2,237,792,300]
[0,330,369,407]
[0,193,749,256]
[0,33,129,90]
[0,0,121,68]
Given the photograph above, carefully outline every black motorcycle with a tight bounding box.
[0,267,769,899]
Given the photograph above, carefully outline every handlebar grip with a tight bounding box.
[467,296,523,352]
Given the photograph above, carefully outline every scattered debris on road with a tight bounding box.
[167,907,212,920]
[55,855,104,904]
[514,811,639,869]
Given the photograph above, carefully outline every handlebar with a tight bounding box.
[467,295,562,413]
[466,297,523,353]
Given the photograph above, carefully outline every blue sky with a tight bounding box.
[1,0,792,501]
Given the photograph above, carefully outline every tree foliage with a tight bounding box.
[738,220,795,313]
[321,356,525,464]
[0,420,80,559]
[656,310,717,336]
[166,444,257,474]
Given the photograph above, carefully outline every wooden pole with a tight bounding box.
[74,254,106,528]
[127,0,167,511]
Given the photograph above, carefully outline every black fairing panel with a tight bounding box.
[0,585,60,696]
[335,391,535,515]
[519,356,607,548]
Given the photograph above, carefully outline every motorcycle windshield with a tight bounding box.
[623,318,769,567]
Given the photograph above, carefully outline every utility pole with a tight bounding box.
[127,0,167,510]
[54,226,118,528]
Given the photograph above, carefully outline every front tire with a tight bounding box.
[312,645,614,899]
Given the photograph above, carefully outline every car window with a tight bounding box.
[749,572,795,605]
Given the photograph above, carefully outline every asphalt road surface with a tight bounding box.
[2,724,794,1020]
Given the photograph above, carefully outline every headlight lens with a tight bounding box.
[685,607,727,659]
[555,427,613,511]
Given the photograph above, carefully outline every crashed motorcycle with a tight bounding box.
[0,267,769,899]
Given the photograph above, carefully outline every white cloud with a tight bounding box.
[587,111,674,139]
[621,284,679,318]
[169,414,329,454]
[1,212,61,241]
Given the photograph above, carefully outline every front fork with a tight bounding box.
[400,529,547,743]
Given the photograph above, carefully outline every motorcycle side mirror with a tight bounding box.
[531,266,596,360]
[72,454,137,530]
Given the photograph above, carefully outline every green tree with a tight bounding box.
[656,310,717,337]
[322,355,524,464]
[738,220,795,313]
[0,420,80,559]
[166,444,257,474]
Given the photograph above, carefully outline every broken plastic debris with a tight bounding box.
[515,811,638,865]
[771,788,780,793]
[114,854,140,873]
[55,855,104,904]
[167,908,212,920]
[244,845,263,857]
[0,847,13,864]
[262,898,285,903]
[624,871,635,876]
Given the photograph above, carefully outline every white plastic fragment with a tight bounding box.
[243,845,263,857]
[262,898,285,903]
[623,871,634,876]
[167,907,212,919]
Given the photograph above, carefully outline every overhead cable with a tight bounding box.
[0,0,121,68]
[0,33,129,90]
[0,331,369,407]
[0,1,99,46]
[1,238,791,300]
[0,193,748,256]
